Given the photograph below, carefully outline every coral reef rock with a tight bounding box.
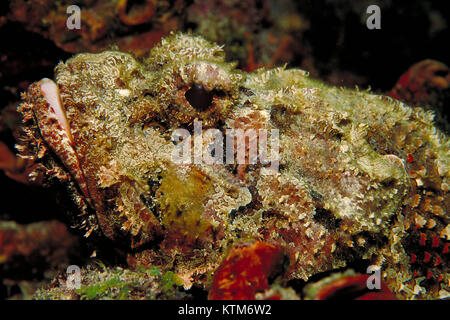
[16,33,448,299]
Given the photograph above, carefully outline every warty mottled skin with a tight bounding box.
[17,33,449,299]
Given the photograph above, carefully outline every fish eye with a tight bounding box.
[185,83,214,111]
[434,69,449,77]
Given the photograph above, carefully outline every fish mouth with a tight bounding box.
[35,78,93,206]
